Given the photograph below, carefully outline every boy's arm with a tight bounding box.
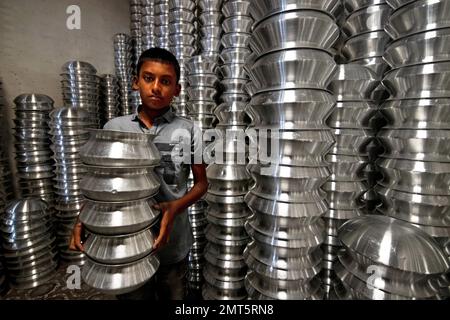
[153,163,208,250]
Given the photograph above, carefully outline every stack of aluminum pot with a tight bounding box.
[141,0,156,51]
[335,215,450,300]
[13,94,55,207]
[130,0,143,69]
[154,0,170,49]
[243,0,340,300]
[322,63,380,299]
[184,54,220,291]
[114,33,135,116]
[79,129,161,295]
[378,0,450,291]
[49,107,90,265]
[341,0,391,82]
[61,61,100,128]
[197,0,223,56]
[168,0,197,117]
[201,0,253,301]
[1,198,58,290]
[99,74,120,128]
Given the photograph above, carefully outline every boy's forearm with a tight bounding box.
[173,180,208,214]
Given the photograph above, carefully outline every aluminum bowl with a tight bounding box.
[250,49,337,92]
[250,11,339,56]
[383,28,450,69]
[218,63,247,80]
[187,74,219,87]
[219,47,252,64]
[246,89,335,130]
[198,0,223,12]
[330,128,373,156]
[80,166,160,201]
[206,164,252,196]
[381,98,450,129]
[377,186,450,227]
[327,64,379,101]
[214,101,248,126]
[338,215,450,274]
[222,16,253,33]
[80,198,160,235]
[326,153,368,181]
[245,191,327,219]
[221,32,251,49]
[202,282,247,300]
[245,271,322,300]
[80,129,160,167]
[352,56,390,80]
[187,86,217,101]
[378,158,450,196]
[342,31,391,61]
[222,0,251,17]
[84,227,157,264]
[378,129,450,162]
[249,0,342,23]
[343,4,391,36]
[81,253,160,295]
[382,61,450,99]
[327,101,377,129]
[385,0,450,40]
[186,100,217,114]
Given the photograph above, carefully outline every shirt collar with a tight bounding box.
[132,105,176,128]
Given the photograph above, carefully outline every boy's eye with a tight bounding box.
[161,79,170,85]
[144,76,153,82]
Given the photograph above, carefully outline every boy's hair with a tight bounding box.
[136,48,180,83]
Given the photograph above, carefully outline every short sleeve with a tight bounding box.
[191,123,203,165]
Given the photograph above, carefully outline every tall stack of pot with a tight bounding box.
[335,215,450,300]
[99,74,120,128]
[341,0,391,82]
[61,61,100,128]
[114,33,134,116]
[201,0,253,301]
[154,0,170,49]
[168,0,197,117]
[79,130,161,295]
[378,0,450,266]
[49,107,90,265]
[1,198,58,290]
[130,0,143,72]
[141,0,156,51]
[13,94,55,207]
[243,0,341,300]
[321,63,380,299]
[184,54,219,291]
[197,0,223,56]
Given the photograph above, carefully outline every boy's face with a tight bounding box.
[133,60,181,111]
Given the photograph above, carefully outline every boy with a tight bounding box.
[69,48,208,300]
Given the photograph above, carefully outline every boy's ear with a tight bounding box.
[132,75,139,90]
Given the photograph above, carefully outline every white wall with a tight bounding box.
[0,0,130,194]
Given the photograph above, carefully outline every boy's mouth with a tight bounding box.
[149,95,162,101]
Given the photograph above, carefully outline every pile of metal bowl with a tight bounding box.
[219,0,252,108]
[378,0,450,258]
[13,94,55,206]
[203,129,252,300]
[1,198,58,290]
[99,74,120,127]
[168,0,197,117]
[141,0,156,50]
[185,54,219,291]
[198,0,223,55]
[321,63,380,299]
[79,129,161,295]
[114,33,134,116]
[242,0,341,300]
[341,0,391,81]
[335,215,450,299]
[130,0,143,76]
[49,106,90,265]
[186,55,218,132]
[154,0,170,49]
[61,61,100,128]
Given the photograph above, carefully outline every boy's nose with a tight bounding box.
[151,80,161,93]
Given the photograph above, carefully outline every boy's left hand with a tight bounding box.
[152,201,180,251]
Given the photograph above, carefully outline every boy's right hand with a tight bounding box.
[69,222,84,252]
